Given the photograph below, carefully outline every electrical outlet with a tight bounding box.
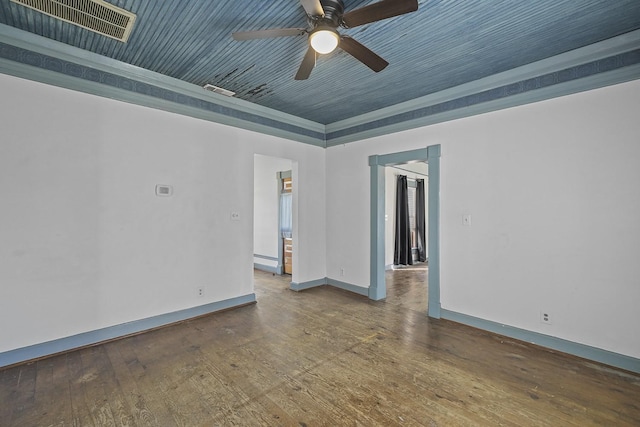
[462,214,472,226]
[340,267,345,277]
[230,212,240,221]
[540,311,552,325]
[197,287,204,297]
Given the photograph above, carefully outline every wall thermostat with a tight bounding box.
[155,185,173,197]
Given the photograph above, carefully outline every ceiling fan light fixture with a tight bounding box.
[309,27,339,54]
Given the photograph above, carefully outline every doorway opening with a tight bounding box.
[280,172,293,276]
[369,145,441,318]
[253,154,295,290]
[385,162,429,311]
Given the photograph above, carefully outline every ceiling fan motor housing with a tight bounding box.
[316,0,345,27]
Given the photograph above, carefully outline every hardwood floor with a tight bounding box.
[1,270,639,426]
[384,263,428,313]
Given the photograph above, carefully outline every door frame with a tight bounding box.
[368,145,441,318]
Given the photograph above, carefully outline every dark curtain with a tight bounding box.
[415,178,427,262]
[394,175,413,265]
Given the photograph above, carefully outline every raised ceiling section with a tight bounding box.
[1,0,640,146]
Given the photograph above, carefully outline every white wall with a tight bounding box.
[253,154,292,270]
[326,80,640,359]
[0,73,326,353]
[2,69,638,361]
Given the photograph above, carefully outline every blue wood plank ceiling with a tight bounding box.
[1,0,639,144]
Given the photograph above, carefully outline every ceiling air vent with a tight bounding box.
[10,0,136,42]
[203,84,235,97]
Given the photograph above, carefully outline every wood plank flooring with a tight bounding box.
[1,269,639,426]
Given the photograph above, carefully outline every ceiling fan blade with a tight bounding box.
[342,0,418,28]
[339,36,388,72]
[295,47,316,80]
[232,28,307,41]
[299,0,324,17]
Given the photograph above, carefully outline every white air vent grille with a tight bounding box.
[11,0,136,42]
[203,84,235,97]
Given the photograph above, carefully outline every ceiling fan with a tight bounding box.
[231,0,419,80]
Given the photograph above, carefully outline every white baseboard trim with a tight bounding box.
[0,293,256,369]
